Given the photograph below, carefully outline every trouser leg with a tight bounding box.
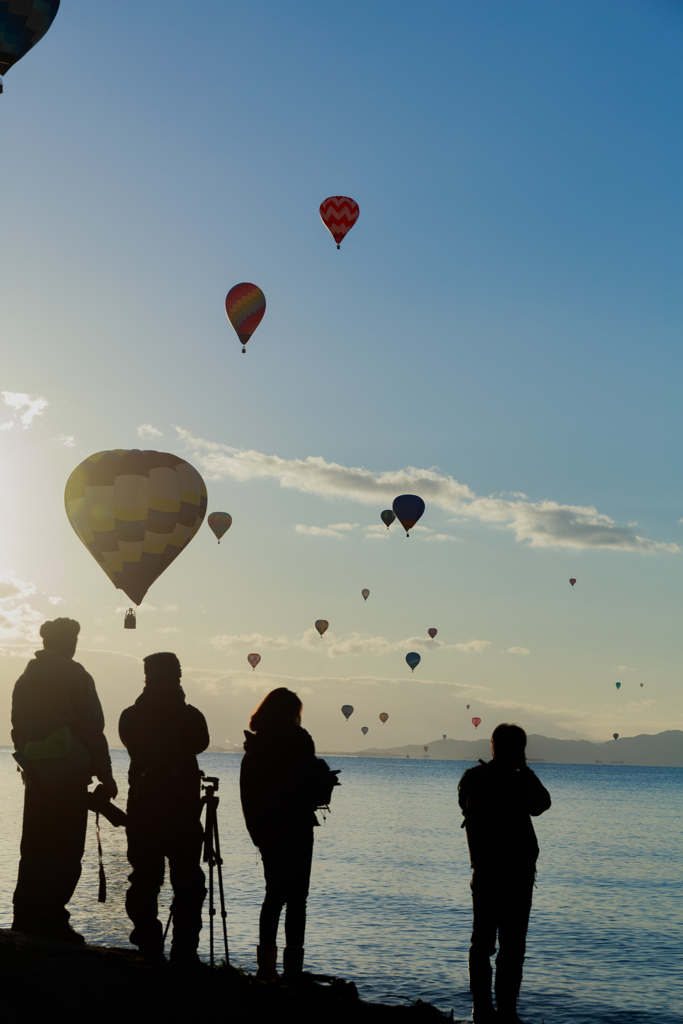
[283,834,313,948]
[125,829,165,953]
[259,845,286,946]
[13,781,88,931]
[168,824,206,957]
[495,870,535,1018]
[469,872,498,1018]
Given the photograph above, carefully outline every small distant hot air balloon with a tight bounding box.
[616,682,621,690]
[207,512,232,543]
[225,283,266,353]
[442,734,447,741]
[362,589,370,601]
[428,628,437,640]
[379,713,389,724]
[361,726,369,736]
[640,683,644,688]
[392,495,425,537]
[613,733,619,741]
[406,652,421,672]
[315,619,329,638]
[247,653,261,671]
[319,196,359,249]
[466,705,470,710]
[381,510,396,529]
[424,746,429,753]
[472,717,481,729]
[569,579,576,586]
[0,1,61,90]
[341,705,354,721]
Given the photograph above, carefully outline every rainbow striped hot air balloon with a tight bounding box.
[392,494,425,537]
[207,512,232,543]
[319,196,359,249]
[315,619,329,637]
[225,283,266,353]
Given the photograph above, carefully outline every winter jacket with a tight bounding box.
[119,682,209,823]
[12,648,112,783]
[458,758,551,871]
[240,724,336,848]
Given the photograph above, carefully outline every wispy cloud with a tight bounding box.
[508,646,530,655]
[176,430,676,553]
[207,628,493,659]
[2,392,48,427]
[48,596,65,606]
[57,435,75,448]
[137,424,164,440]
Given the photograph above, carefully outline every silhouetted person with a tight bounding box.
[240,687,339,982]
[119,652,209,966]
[459,723,551,1024]
[11,617,117,942]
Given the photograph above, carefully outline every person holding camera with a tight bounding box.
[11,617,117,943]
[458,723,551,1024]
[119,652,209,966]
[240,687,340,982]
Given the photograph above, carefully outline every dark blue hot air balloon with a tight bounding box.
[392,494,425,537]
[406,652,421,672]
[0,1,61,86]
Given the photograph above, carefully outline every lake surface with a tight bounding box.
[0,750,680,1023]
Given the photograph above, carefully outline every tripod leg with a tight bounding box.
[163,905,174,948]
[212,818,229,965]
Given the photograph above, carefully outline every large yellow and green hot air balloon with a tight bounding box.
[64,450,207,621]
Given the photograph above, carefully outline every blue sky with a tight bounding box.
[1,1,682,749]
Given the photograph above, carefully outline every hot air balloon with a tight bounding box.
[392,494,425,537]
[341,705,354,721]
[613,733,619,741]
[319,196,359,249]
[65,450,207,628]
[640,683,644,687]
[247,653,261,671]
[406,652,421,672]
[442,734,447,741]
[362,589,370,601]
[315,619,329,638]
[616,682,621,690]
[380,510,396,529]
[423,746,429,754]
[361,726,369,736]
[428,628,437,640]
[379,713,389,724]
[466,705,470,710]
[0,0,60,90]
[472,718,481,729]
[569,579,576,586]
[225,283,266,353]
[207,511,232,543]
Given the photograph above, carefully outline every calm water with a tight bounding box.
[0,750,680,1023]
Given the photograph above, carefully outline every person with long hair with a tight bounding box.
[240,687,338,982]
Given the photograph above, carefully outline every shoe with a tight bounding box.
[282,945,305,982]
[169,950,204,968]
[140,949,167,967]
[256,944,279,981]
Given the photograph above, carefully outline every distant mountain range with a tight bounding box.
[319,730,683,768]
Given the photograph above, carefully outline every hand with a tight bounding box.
[100,778,118,800]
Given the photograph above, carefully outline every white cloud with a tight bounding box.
[2,392,48,427]
[612,665,636,673]
[48,596,65,605]
[207,628,492,660]
[177,429,676,553]
[0,421,13,431]
[157,626,179,634]
[209,632,291,652]
[295,524,348,538]
[137,424,163,440]
[57,435,75,448]
[508,646,530,655]
[0,572,36,602]
[425,533,458,542]
[451,639,492,653]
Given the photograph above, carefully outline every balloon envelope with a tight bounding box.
[207,511,232,542]
[392,494,425,536]
[64,449,207,606]
[442,734,447,740]
[569,578,577,586]
[341,705,354,721]
[466,705,470,710]
[315,619,329,637]
[362,589,370,601]
[613,733,619,740]
[361,726,369,736]
[428,628,437,639]
[616,682,621,689]
[319,196,359,248]
[247,653,261,671]
[424,746,428,753]
[380,509,396,529]
[472,717,481,728]
[225,283,266,352]
[0,0,60,77]
[406,652,421,672]
[379,712,389,724]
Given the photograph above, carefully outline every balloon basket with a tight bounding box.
[242,347,246,353]
[124,608,137,630]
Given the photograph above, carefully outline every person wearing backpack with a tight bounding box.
[240,687,340,982]
[458,723,551,1024]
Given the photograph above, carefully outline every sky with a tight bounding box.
[1,0,682,751]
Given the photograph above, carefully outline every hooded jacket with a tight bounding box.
[458,758,551,871]
[12,648,112,783]
[119,682,209,822]
[240,724,326,848]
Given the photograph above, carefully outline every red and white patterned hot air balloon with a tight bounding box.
[247,653,261,671]
[472,717,481,729]
[319,196,359,249]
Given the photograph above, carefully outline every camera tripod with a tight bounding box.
[163,773,229,966]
